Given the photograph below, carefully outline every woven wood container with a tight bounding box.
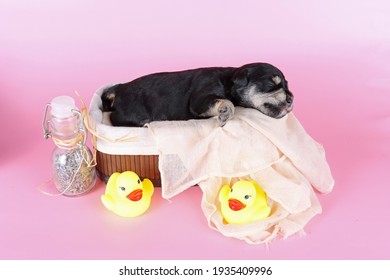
[95,152,160,185]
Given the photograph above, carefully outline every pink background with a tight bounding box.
[1,0,389,259]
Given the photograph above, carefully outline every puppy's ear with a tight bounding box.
[232,69,249,88]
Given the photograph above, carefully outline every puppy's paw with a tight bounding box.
[217,100,235,126]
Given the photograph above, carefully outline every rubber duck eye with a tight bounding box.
[138,179,140,184]
[230,188,233,193]
[120,187,126,191]
[244,195,251,200]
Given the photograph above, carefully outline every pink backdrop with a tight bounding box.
[1,0,389,259]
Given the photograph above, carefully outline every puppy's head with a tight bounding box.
[231,63,294,119]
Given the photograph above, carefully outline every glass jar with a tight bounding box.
[42,96,96,196]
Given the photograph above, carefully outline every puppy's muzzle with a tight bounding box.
[286,94,294,112]
[274,93,294,119]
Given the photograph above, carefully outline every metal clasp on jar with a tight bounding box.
[42,103,87,146]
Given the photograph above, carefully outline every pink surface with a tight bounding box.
[1,1,389,259]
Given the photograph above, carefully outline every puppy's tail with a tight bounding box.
[101,85,118,112]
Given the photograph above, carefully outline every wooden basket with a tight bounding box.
[96,151,160,185]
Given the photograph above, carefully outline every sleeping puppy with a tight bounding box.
[101,62,293,127]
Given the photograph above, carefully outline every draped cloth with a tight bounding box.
[147,108,334,244]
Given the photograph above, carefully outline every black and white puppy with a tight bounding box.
[102,62,293,127]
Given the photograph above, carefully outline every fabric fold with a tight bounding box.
[148,108,334,243]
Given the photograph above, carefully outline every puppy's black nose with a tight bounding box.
[286,94,293,105]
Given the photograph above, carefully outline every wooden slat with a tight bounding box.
[143,155,149,178]
[106,153,112,175]
[111,154,117,174]
[140,155,145,177]
[153,156,161,180]
[125,155,131,171]
[148,155,154,179]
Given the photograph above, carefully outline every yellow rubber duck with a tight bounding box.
[219,180,271,224]
[101,171,154,217]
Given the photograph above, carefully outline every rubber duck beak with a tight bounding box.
[127,189,143,201]
[228,198,246,211]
